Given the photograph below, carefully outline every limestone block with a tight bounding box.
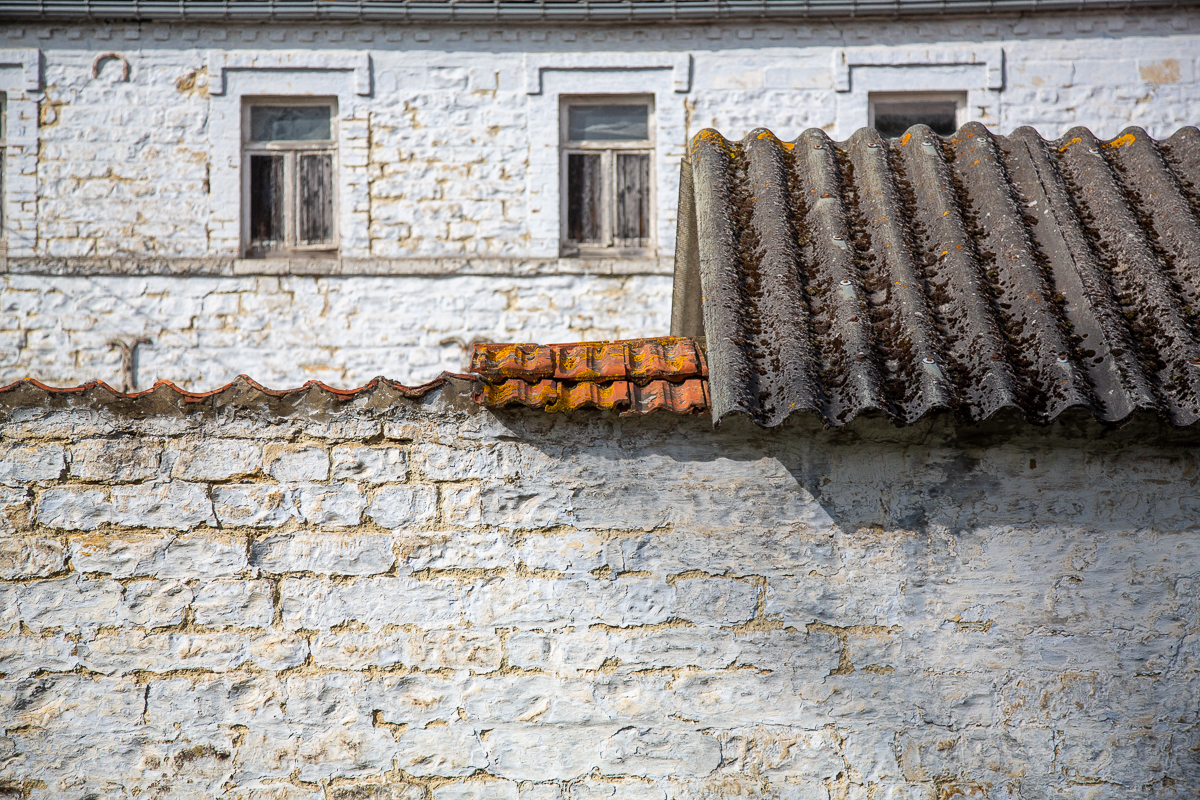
[192,579,275,629]
[332,445,408,483]
[0,632,79,677]
[519,784,563,800]
[122,579,193,628]
[672,578,759,627]
[398,529,514,571]
[311,628,410,670]
[78,630,250,674]
[251,532,395,575]
[250,632,310,670]
[69,534,247,578]
[36,486,112,530]
[329,785,425,800]
[366,484,438,528]
[0,537,66,578]
[484,725,607,781]
[433,781,520,800]
[443,485,482,525]
[513,530,605,574]
[480,485,574,529]
[71,439,163,481]
[265,445,330,482]
[597,726,720,778]
[170,439,263,480]
[110,481,216,530]
[0,585,17,629]
[413,444,502,481]
[16,575,125,632]
[280,576,463,630]
[0,444,65,483]
[213,483,300,527]
[394,724,489,777]
[296,483,367,527]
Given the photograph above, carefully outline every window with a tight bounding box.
[561,97,654,255]
[868,92,967,138]
[242,99,337,257]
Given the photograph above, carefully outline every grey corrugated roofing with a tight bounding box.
[5,0,1184,22]
[671,123,1200,428]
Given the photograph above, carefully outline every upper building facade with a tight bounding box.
[1,1,1198,390]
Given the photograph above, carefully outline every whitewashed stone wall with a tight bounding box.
[2,9,1199,389]
[1,385,1199,798]
[0,273,672,390]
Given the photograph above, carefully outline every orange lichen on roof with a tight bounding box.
[471,337,710,416]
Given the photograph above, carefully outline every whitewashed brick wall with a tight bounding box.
[1,387,1198,797]
[2,10,1199,389]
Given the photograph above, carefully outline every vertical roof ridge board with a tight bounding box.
[684,122,1200,428]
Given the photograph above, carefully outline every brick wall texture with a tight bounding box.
[3,11,1200,389]
[1,384,1199,798]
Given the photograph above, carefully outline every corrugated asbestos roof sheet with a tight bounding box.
[671,123,1200,428]
[471,337,709,415]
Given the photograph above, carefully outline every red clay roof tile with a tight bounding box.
[471,337,709,416]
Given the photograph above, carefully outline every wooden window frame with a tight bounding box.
[867,91,969,138]
[560,95,655,258]
[241,96,339,258]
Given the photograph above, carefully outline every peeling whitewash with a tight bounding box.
[1,386,1199,798]
[2,10,1200,389]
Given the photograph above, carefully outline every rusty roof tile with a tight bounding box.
[674,123,1200,428]
[471,337,710,416]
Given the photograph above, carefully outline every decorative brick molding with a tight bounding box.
[523,52,692,94]
[206,50,373,96]
[832,45,1005,92]
[0,48,41,92]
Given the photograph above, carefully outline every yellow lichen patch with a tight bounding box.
[900,132,912,146]
[1106,133,1136,149]
[1059,136,1082,152]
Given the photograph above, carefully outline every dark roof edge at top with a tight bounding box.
[3,0,1185,24]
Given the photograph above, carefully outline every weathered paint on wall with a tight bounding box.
[1,384,1198,798]
[2,10,1199,389]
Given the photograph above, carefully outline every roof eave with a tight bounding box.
[4,0,1184,24]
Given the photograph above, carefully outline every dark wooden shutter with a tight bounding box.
[249,155,284,248]
[616,153,650,242]
[298,153,334,245]
[567,153,602,243]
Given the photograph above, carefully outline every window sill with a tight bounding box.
[243,249,338,260]
[561,245,655,259]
